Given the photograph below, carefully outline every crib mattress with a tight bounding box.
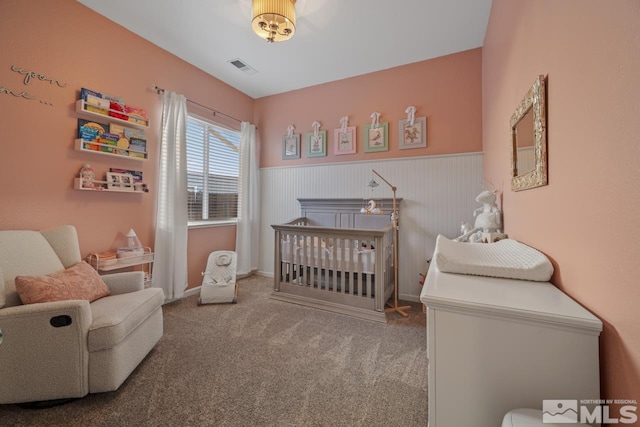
[281,238,376,274]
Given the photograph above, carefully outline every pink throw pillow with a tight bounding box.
[15,261,110,304]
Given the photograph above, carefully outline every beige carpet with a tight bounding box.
[0,275,427,426]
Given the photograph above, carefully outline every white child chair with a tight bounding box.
[198,251,238,305]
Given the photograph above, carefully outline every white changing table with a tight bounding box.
[420,264,602,427]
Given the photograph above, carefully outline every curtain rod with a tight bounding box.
[152,85,243,125]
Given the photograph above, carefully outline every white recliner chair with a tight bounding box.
[0,225,164,404]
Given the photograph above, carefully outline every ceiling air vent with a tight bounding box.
[227,58,257,75]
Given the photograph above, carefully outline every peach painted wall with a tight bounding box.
[255,48,483,167]
[483,0,640,402]
[0,0,253,290]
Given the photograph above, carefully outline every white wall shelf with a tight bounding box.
[74,177,148,193]
[73,93,150,195]
[75,99,149,129]
[74,139,147,161]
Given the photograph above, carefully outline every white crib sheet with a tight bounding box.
[281,237,376,274]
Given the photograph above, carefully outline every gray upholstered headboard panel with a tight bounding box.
[298,198,400,229]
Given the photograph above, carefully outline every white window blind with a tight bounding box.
[186,115,240,224]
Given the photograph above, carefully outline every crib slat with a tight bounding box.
[297,233,302,286]
[313,236,319,288]
[335,238,342,294]
[282,232,287,286]
[274,230,281,291]
[342,238,349,294]
[280,232,286,286]
[301,235,308,287]
[356,241,364,297]
[367,262,373,298]
[345,238,350,294]
[288,233,295,285]
[309,236,316,287]
[319,237,326,291]
[374,234,385,312]
[331,237,337,292]
[280,233,293,283]
[316,237,322,290]
[370,237,376,299]
[332,238,342,294]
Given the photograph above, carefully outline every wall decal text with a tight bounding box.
[1,85,54,106]
[0,85,36,99]
[11,65,67,87]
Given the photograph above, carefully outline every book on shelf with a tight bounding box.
[109,168,143,183]
[128,137,147,153]
[98,133,119,153]
[78,118,109,145]
[125,105,148,126]
[124,127,145,140]
[101,93,125,105]
[80,88,102,101]
[86,94,109,114]
[108,101,128,120]
[110,123,145,140]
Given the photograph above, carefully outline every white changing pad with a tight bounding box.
[434,235,554,281]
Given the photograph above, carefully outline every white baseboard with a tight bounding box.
[399,293,421,303]
[183,276,421,303]
[184,286,201,298]
[182,271,268,299]
[256,270,274,278]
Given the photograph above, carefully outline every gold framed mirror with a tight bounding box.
[510,75,547,191]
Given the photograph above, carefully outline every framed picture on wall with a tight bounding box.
[399,116,427,149]
[106,172,135,191]
[333,126,356,155]
[364,122,388,152]
[282,134,300,159]
[106,172,121,190]
[307,130,327,157]
[120,174,133,190]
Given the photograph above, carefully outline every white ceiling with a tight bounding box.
[77,0,493,99]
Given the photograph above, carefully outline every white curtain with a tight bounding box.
[153,91,188,300]
[235,122,259,276]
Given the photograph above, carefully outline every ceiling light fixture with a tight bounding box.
[252,0,296,43]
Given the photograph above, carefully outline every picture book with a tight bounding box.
[109,123,145,140]
[128,137,147,153]
[78,118,109,141]
[98,133,119,153]
[109,168,143,183]
[125,105,148,126]
[80,88,102,101]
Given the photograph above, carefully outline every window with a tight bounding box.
[186,115,240,225]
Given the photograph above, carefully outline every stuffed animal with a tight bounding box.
[473,190,502,233]
[79,164,95,189]
[360,199,381,215]
[454,190,503,242]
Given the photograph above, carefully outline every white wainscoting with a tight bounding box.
[259,152,484,301]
